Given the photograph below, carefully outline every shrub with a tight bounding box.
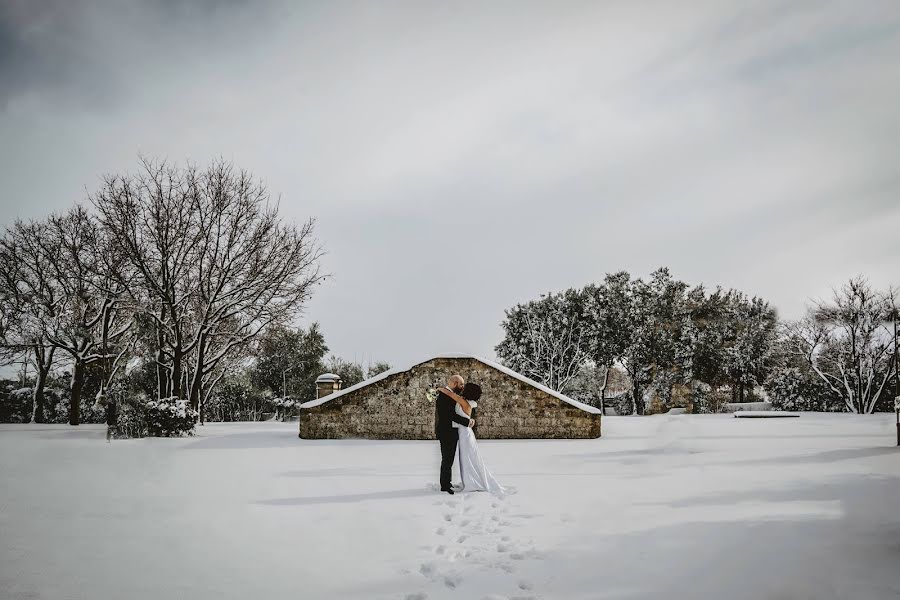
[113,395,197,438]
[765,367,844,412]
[272,396,299,420]
[146,397,198,436]
[2,386,33,422]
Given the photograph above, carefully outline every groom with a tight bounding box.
[435,374,474,494]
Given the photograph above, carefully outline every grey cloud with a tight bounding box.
[2,0,899,366]
[0,0,274,110]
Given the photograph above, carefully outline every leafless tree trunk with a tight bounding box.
[30,343,54,423]
[594,363,610,413]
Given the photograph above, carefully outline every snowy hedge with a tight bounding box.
[765,367,845,412]
[114,396,198,438]
[145,397,198,437]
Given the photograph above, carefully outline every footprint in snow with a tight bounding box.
[405,593,427,600]
[436,527,446,536]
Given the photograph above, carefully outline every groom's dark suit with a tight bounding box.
[435,390,471,491]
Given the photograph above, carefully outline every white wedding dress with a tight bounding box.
[453,401,507,495]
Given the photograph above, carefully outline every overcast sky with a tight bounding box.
[1,0,899,369]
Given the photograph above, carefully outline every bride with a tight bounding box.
[438,382,507,496]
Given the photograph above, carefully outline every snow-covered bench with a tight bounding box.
[734,410,799,418]
[724,401,773,413]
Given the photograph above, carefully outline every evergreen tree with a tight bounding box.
[366,361,392,378]
[251,323,328,402]
[325,356,365,389]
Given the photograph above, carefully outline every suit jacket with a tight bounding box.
[434,390,471,439]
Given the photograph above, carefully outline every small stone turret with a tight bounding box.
[315,373,342,399]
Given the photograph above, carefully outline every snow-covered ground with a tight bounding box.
[1,414,899,600]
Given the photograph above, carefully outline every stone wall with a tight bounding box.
[299,357,601,440]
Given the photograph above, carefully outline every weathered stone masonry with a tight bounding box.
[299,356,601,440]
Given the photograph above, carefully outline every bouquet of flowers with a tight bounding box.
[426,388,439,403]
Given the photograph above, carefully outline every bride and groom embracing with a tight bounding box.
[434,375,506,496]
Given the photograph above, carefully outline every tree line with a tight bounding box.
[0,158,326,429]
[496,268,899,415]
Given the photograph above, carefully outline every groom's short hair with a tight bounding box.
[449,374,465,387]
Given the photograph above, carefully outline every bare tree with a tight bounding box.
[0,219,59,423]
[184,161,324,411]
[92,160,205,401]
[787,277,895,414]
[93,159,326,409]
[42,206,133,425]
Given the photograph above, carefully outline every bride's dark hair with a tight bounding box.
[462,382,482,401]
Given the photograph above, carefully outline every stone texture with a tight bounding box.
[299,357,601,440]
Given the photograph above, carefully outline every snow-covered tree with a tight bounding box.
[41,206,133,425]
[250,322,328,403]
[367,361,392,379]
[786,277,895,414]
[496,288,587,393]
[581,272,633,411]
[325,356,365,390]
[721,294,778,403]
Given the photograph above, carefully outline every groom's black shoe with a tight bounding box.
[441,487,455,495]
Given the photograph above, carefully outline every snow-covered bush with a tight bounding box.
[145,397,198,436]
[690,383,731,414]
[765,367,844,412]
[111,395,197,438]
[272,396,298,421]
[113,395,146,438]
[1,386,33,422]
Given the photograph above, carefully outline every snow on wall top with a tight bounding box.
[299,353,602,415]
[315,373,341,383]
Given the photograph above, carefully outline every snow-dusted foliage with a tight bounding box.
[271,396,299,421]
[111,396,197,438]
[495,288,587,394]
[145,397,197,437]
[766,366,844,412]
[783,277,896,414]
[498,268,782,415]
